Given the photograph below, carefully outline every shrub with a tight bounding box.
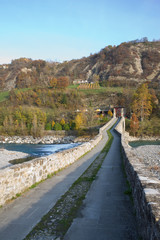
[70,122,76,130]
[63,123,70,131]
[45,123,52,130]
[53,123,62,131]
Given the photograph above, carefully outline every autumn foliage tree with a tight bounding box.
[60,118,65,127]
[49,77,57,88]
[57,76,69,88]
[75,113,84,130]
[132,83,152,121]
[108,110,113,117]
[130,113,139,136]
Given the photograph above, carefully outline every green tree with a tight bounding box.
[63,123,70,131]
[53,123,62,131]
[45,123,52,130]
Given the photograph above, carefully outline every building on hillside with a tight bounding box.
[73,79,88,85]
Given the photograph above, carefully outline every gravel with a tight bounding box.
[131,145,160,179]
[0,149,29,169]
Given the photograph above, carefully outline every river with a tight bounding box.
[0,142,80,157]
[129,140,160,148]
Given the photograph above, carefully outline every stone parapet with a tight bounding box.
[0,118,116,206]
[115,118,160,240]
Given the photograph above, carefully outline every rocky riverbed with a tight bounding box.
[131,145,160,180]
[0,149,29,169]
[0,135,91,144]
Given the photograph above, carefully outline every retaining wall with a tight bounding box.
[0,118,116,206]
[115,118,160,240]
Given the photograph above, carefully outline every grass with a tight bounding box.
[67,85,123,94]
[78,86,123,94]
[14,88,32,93]
[16,193,21,197]
[25,126,114,239]
[0,88,32,103]
[0,91,9,102]
[29,180,45,189]
[67,84,79,89]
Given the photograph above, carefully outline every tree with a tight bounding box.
[45,123,52,130]
[63,123,70,131]
[92,74,99,83]
[132,83,152,121]
[49,77,57,88]
[52,120,55,129]
[53,122,62,131]
[60,118,65,127]
[57,76,69,88]
[130,113,139,136]
[35,97,41,106]
[61,94,67,105]
[31,114,38,137]
[150,89,158,113]
[108,110,113,117]
[75,113,83,130]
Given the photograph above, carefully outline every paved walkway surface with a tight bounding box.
[64,127,138,240]
[0,119,117,240]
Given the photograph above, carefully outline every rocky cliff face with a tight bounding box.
[1,41,160,90]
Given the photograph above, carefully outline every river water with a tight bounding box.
[0,143,80,157]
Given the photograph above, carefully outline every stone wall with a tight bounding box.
[0,118,116,206]
[115,119,160,240]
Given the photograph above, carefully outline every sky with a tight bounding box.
[0,0,160,64]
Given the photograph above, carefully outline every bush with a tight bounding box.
[125,117,160,136]
[45,123,52,130]
[125,118,131,132]
[53,123,62,131]
[63,123,70,131]
[70,122,76,130]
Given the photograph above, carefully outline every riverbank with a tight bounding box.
[0,118,117,207]
[124,132,160,180]
[0,149,29,169]
[0,135,91,144]
[130,145,160,180]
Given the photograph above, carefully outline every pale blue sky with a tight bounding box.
[0,0,160,64]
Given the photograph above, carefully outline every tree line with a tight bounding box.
[123,83,160,136]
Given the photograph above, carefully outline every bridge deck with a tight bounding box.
[64,126,138,240]
[0,119,117,240]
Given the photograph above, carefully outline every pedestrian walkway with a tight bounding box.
[64,127,138,240]
[0,119,117,240]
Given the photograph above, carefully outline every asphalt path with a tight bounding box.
[0,118,117,240]
[64,126,138,240]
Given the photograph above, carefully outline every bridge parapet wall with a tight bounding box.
[115,119,160,240]
[0,118,116,206]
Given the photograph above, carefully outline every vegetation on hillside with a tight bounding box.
[124,83,160,136]
[0,87,113,137]
[0,40,160,137]
[1,40,160,91]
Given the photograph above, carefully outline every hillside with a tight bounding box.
[1,40,160,91]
